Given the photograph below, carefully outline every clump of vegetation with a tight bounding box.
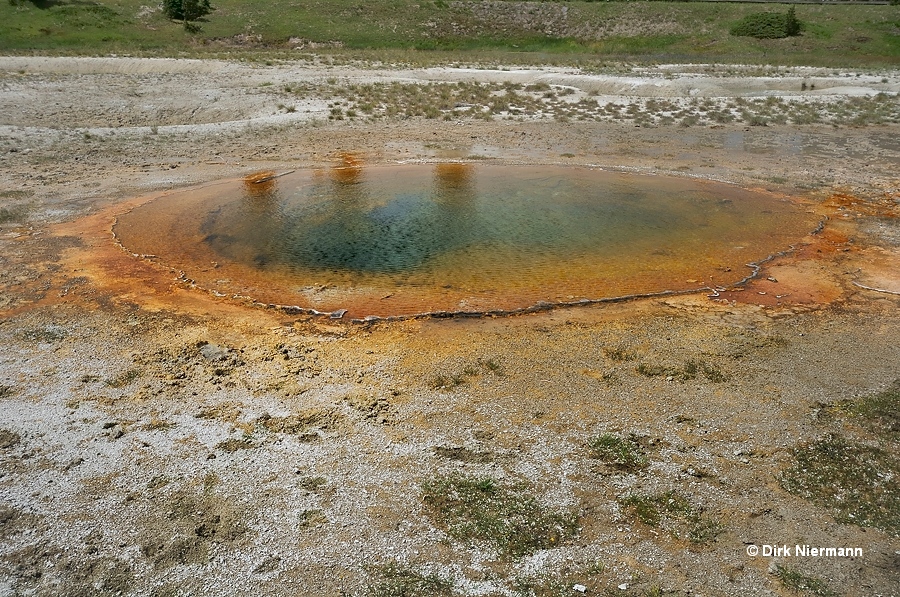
[298,508,327,528]
[147,475,169,490]
[421,475,578,558]
[511,572,581,597]
[104,368,141,388]
[367,561,453,597]
[836,380,900,440]
[142,417,175,431]
[428,372,466,390]
[774,564,837,597]
[635,359,727,383]
[588,433,649,471]
[603,346,635,362]
[730,7,801,40]
[19,326,67,343]
[0,428,21,449]
[276,78,899,128]
[298,476,328,491]
[428,359,502,390]
[779,434,899,536]
[215,437,255,452]
[479,358,502,374]
[619,491,724,544]
[0,205,27,224]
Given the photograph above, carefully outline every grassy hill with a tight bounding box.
[2,0,899,66]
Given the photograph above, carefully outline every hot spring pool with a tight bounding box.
[114,162,816,319]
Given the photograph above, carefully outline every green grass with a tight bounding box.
[619,490,724,544]
[836,380,900,440]
[421,475,579,558]
[774,564,837,597]
[366,561,453,597]
[428,358,502,390]
[588,433,649,472]
[279,79,900,126]
[428,372,467,390]
[779,434,899,536]
[2,1,898,66]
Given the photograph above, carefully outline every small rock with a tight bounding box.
[573,584,587,593]
[618,584,628,590]
[199,343,229,361]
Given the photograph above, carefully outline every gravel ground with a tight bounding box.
[0,57,898,597]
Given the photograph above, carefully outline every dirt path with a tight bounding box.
[0,58,898,596]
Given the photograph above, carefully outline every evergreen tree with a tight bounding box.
[163,0,212,22]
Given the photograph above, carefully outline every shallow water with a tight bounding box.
[114,163,818,318]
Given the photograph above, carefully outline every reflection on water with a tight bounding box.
[114,161,817,318]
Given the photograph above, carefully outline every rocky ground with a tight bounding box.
[0,57,898,597]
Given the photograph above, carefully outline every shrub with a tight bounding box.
[163,0,212,22]
[730,7,801,40]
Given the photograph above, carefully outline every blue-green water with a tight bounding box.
[115,163,815,316]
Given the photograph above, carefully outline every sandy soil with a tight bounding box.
[0,57,898,597]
